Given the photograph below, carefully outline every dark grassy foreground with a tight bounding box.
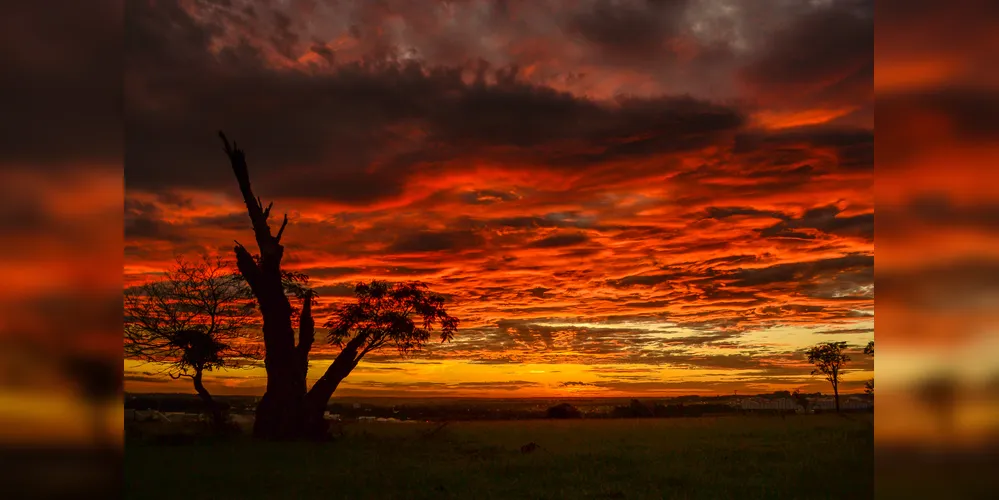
[126,415,872,499]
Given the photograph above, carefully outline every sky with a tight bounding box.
[123,0,874,398]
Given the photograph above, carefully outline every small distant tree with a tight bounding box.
[124,257,260,428]
[806,341,851,413]
[863,340,874,395]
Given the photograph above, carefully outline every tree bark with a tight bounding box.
[192,369,224,429]
[221,132,306,440]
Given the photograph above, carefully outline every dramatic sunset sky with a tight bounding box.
[124,0,873,398]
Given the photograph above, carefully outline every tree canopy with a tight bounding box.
[806,341,851,412]
[124,257,260,376]
[325,281,459,363]
[124,257,263,427]
[806,341,851,384]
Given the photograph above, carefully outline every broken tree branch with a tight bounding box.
[276,214,289,243]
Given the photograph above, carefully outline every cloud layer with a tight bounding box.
[124,0,873,396]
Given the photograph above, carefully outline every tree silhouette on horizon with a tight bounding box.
[218,131,458,440]
[806,341,851,413]
[124,256,260,428]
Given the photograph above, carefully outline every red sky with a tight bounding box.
[123,0,874,398]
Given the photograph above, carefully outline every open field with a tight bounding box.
[126,415,872,499]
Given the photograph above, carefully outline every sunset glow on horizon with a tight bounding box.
[124,0,874,398]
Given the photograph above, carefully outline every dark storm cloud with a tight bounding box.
[730,255,873,288]
[124,198,187,243]
[702,207,787,221]
[740,0,873,105]
[526,232,590,249]
[733,125,874,171]
[608,254,873,301]
[608,274,672,288]
[569,0,691,63]
[759,205,874,240]
[190,213,252,231]
[548,96,744,167]
[125,0,745,203]
[388,230,486,253]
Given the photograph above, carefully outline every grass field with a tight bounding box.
[125,415,872,499]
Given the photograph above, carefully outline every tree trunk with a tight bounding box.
[220,132,309,440]
[833,382,840,413]
[247,281,305,440]
[302,334,367,440]
[302,365,352,440]
[192,369,224,429]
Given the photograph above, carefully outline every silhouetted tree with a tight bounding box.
[218,132,320,439]
[303,281,458,436]
[806,341,851,413]
[219,133,458,439]
[124,257,260,428]
[863,340,874,395]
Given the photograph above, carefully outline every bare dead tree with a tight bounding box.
[218,131,318,440]
[124,256,260,428]
[219,132,457,440]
